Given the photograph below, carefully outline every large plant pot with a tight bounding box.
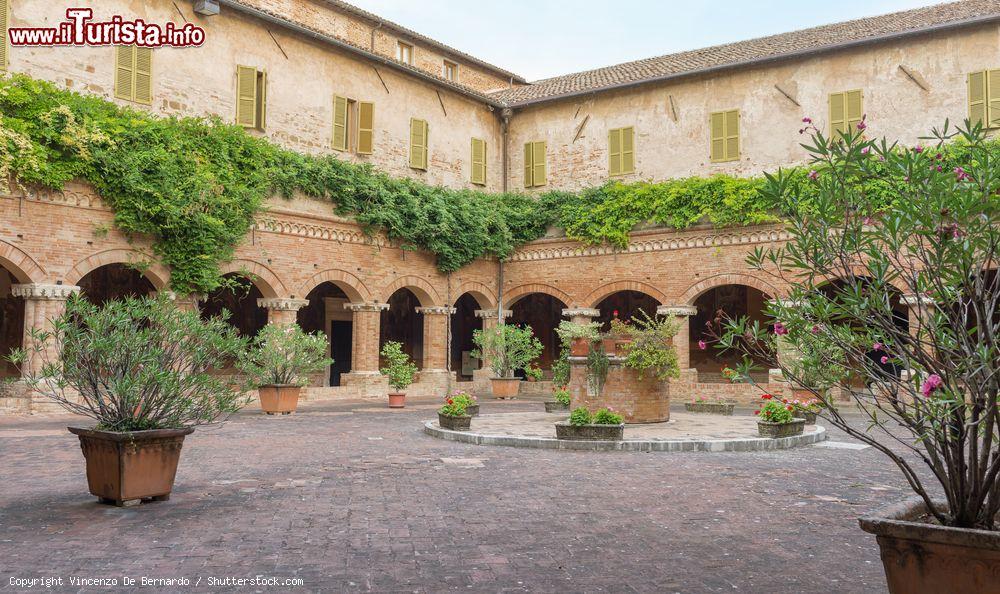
[490,377,521,399]
[68,426,194,507]
[685,402,735,415]
[757,419,805,438]
[601,337,617,355]
[388,392,406,408]
[438,413,472,431]
[555,422,624,441]
[793,410,818,424]
[859,498,1000,594]
[258,384,301,415]
[569,337,590,357]
[544,401,570,413]
[465,404,480,417]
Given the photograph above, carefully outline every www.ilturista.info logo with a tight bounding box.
[8,8,205,47]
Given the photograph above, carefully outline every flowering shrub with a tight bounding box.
[472,324,543,378]
[754,395,794,424]
[614,311,680,380]
[380,341,417,391]
[792,398,822,413]
[438,395,468,417]
[553,387,571,405]
[240,323,332,387]
[449,390,477,409]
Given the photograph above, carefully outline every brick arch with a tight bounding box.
[452,280,496,309]
[0,240,45,283]
[65,249,170,290]
[583,280,668,309]
[297,268,371,303]
[381,275,442,307]
[504,283,572,307]
[679,273,781,305]
[815,272,909,296]
[218,259,284,299]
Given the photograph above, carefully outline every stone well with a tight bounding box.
[567,356,669,423]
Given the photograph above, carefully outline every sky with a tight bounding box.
[351,0,939,81]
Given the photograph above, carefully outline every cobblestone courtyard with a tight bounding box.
[0,397,907,593]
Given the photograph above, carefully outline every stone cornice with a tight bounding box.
[657,305,697,317]
[257,298,310,311]
[415,306,457,315]
[344,302,390,312]
[11,283,81,300]
[562,308,600,318]
[900,293,935,306]
[474,309,512,319]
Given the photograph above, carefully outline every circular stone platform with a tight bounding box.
[423,411,826,452]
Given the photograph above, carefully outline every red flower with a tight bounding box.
[762,394,773,400]
[786,405,793,411]
[781,398,788,404]
[446,398,453,405]
[754,410,760,415]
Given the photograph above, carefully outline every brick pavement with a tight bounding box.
[0,398,910,593]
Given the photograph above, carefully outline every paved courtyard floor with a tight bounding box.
[0,396,911,593]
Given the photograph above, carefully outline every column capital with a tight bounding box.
[344,302,390,312]
[657,305,697,317]
[475,309,512,319]
[415,306,457,315]
[11,283,80,300]
[900,293,935,306]
[561,307,600,319]
[257,297,310,312]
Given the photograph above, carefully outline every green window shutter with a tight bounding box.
[236,65,258,128]
[608,128,622,176]
[709,112,725,162]
[332,95,348,151]
[846,90,863,131]
[256,70,267,130]
[471,138,486,185]
[115,45,135,101]
[621,126,635,174]
[523,142,533,187]
[725,111,739,161]
[133,47,152,105]
[409,118,427,170]
[0,0,9,71]
[358,101,374,154]
[988,70,1000,129]
[829,92,846,137]
[969,71,987,128]
[532,140,546,186]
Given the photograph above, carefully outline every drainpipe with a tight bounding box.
[497,107,512,324]
[370,20,382,52]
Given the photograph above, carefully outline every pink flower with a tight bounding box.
[913,145,924,153]
[811,324,821,334]
[856,117,867,131]
[697,339,707,350]
[954,167,971,182]
[802,117,812,124]
[773,322,788,335]
[873,342,883,351]
[861,146,870,155]
[920,374,943,397]
[862,216,874,225]
[808,170,819,181]
[880,356,889,364]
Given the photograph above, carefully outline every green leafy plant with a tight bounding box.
[240,323,332,387]
[586,345,610,391]
[555,320,601,343]
[568,406,592,426]
[6,294,250,431]
[615,311,680,380]
[472,324,542,378]
[380,341,417,391]
[448,390,477,409]
[551,355,570,387]
[754,394,795,424]
[592,408,624,425]
[553,387,571,405]
[524,364,543,381]
[438,394,469,417]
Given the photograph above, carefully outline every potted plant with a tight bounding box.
[684,396,735,415]
[555,320,600,357]
[472,324,542,399]
[791,397,821,424]
[615,310,680,380]
[380,341,417,408]
[544,386,572,413]
[753,394,805,438]
[8,294,249,506]
[449,390,479,416]
[524,364,543,383]
[240,323,332,415]
[717,120,1000,592]
[555,406,624,441]
[437,395,472,431]
[608,312,634,354]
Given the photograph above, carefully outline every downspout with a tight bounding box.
[498,108,512,324]
[370,20,382,52]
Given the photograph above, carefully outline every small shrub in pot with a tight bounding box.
[472,324,542,399]
[437,395,471,431]
[380,341,416,408]
[545,386,571,413]
[240,323,332,414]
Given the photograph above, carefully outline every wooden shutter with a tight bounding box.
[133,47,153,104]
[409,118,427,170]
[531,141,546,186]
[358,101,374,154]
[724,111,739,161]
[523,142,533,187]
[709,112,725,162]
[256,70,267,130]
[608,128,622,176]
[829,92,846,137]
[621,126,635,174]
[846,90,863,132]
[115,45,135,101]
[969,71,987,128]
[236,65,258,128]
[332,95,348,151]
[0,0,9,71]
[471,138,486,185]
[989,70,1000,129]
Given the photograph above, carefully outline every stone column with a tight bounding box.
[165,291,205,313]
[656,305,698,383]
[561,307,600,326]
[472,308,511,392]
[257,297,310,326]
[11,284,80,412]
[900,293,935,356]
[340,302,389,397]
[415,306,456,395]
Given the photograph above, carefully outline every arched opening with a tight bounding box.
[77,263,156,306]
[201,274,267,338]
[691,284,773,381]
[509,293,567,373]
[594,290,661,331]
[0,265,24,380]
[297,282,352,387]
[451,293,483,380]
[380,288,423,369]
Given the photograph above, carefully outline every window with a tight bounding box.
[114,45,153,104]
[0,0,8,71]
[397,41,413,65]
[358,101,374,155]
[236,65,267,130]
[332,95,350,151]
[709,110,739,163]
[829,90,863,138]
[608,126,635,176]
[470,138,486,185]
[969,70,1000,129]
[443,60,457,81]
[409,118,428,170]
[523,141,547,188]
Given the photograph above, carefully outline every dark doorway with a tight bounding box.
[509,293,566,370]
[380,288,423,368]
[451,293,482,380]
[594,290,661,330]
[201,274,267,338]
[330,320,353,386]
[77,263,155,306]
[0,266,24,380]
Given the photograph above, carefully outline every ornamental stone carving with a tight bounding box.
[415,306,457,315]
[11,284,81,300]
[474,309,512,319]
[562,308,600,319]
[344,302,390,312]
[256,298,310,312]
[657,305,697,317]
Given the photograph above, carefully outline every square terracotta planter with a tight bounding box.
[68,426,194,507]
[388,392,406,408]
[490,377,521,399]
[258,384,301,415]
[555,422,624,441]
[757,419,805,438]
[438,413,472,431]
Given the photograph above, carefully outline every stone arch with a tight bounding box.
[583,280,668,309]
[297,268,371,303]
[380,275,441,307]
[504,283,574,307]
[680,273,780,305]
[452,280,496,309]
[218,259,284,299]
[65,249,169,290]
[0,240,45,283]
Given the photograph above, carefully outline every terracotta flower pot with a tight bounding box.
[388,392,406,408]
[555,422,624,441]
[258,384,301,415]
[860,498,1000,594]
[438,413,472,431]
[601,337,617,355]
[757,419,806,438]
[68,426,194,507]
[569,337,590,357]
[490,377,521,399]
